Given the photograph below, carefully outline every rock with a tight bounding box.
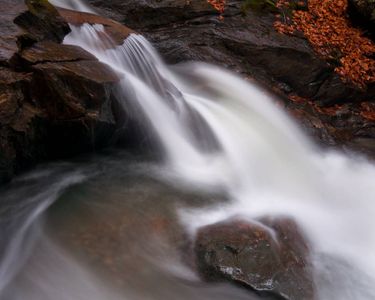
[57,7,134,45]
[195,217,315,300]
[348,0,375,31]
[86,0,370,104]
[0,1,27,63]
[31,59,117,119]
[0,0,69,64]
[20,41,96,63]
[0,0,123,183]
[87,0,217,29]
[15,0,70,45]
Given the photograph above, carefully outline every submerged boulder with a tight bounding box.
[195,217,315,300]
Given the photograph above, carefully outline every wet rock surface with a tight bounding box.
[57,7,134,45]
[0,0,123,183]
[88,0,375,156]
[195,217,315,300]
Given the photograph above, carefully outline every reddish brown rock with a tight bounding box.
[195,216,315,300]
[57,7,134,45]
[0,0,123,183]
[31,60,118,119]
[0,0,69,65]
[20,41,96,64]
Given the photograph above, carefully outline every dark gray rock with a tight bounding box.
[87,0,370,104]
[195,216,315,300]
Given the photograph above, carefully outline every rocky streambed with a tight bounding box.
[1,1,375,300]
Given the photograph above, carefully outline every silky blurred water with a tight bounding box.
[0,0,374,299]
[0,155,259,300]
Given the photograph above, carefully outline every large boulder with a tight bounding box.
[0,0,124,183]
[195,217,315,300]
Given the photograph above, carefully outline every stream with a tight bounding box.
[1,0,375,299]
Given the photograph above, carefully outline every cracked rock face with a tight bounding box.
[195,217,315,300]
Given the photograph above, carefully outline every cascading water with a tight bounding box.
[49,0,94,13]
[1,1,375,299]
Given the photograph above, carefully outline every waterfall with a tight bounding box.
[63,20,375,300]
[1,1,375,299]
[64,24,317,192]
[49,0,94,13]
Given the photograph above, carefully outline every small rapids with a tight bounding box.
[1,1,375,300]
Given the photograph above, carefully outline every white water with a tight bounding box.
[49,0,94,13]
[63,21,375,299]
[2,0,375,299]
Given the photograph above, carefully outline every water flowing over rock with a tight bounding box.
[195,217,315,300]
[87,0,375,156]
[0,0,124,183]
[57,7,134,45]
[87,0,342,100]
